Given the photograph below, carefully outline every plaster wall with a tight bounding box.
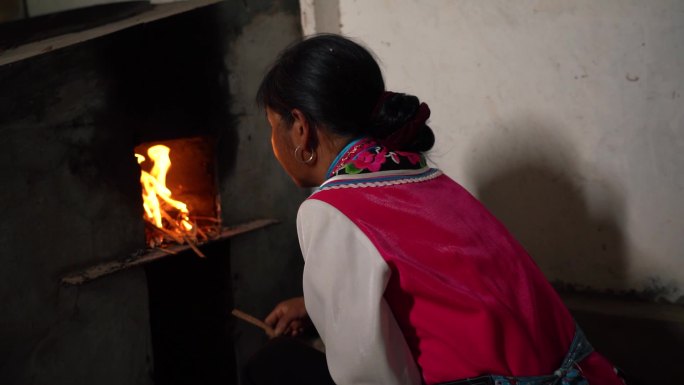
[304,0,684,302]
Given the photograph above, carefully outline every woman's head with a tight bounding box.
[258,34,434,186]
[258,34,384,140]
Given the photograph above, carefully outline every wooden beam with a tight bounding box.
[61,218,279,286]
[0,0,221,67]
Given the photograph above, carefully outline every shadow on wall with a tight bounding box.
[465,118,626,291]
[463,117,682,384]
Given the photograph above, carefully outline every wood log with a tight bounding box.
[0,0,223,66]
[61,218,279,286]
[154,247,178,256]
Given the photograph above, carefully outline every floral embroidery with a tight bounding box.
[394,150,422,165]
[331,139,427,177]
[327,138,373,177]
[351,146,387,172]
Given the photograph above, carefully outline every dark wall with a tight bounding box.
[0,26,152,385]
[0,1,304,384]
[212,1,308,378]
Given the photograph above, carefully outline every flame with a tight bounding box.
[136,145,193,234]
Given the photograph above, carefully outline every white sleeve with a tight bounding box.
[297,199,422,385]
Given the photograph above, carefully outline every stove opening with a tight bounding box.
[134,136,221,256]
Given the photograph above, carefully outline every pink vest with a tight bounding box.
[311,171,622,385]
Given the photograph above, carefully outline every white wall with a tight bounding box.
[302,0,684,302]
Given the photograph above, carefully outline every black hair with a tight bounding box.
[257,34,434,152]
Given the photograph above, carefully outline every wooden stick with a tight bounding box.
[159,210,206,258]
[194,225,209,241]
[182,234,206,258]
[146,222,184,244]
[159,210,187,237]
[232,309,275,338]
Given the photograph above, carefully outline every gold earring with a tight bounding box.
[294,145,316,164]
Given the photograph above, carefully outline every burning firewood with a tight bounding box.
[146,221,183,245]
[159,210,205,258]
[135,144,216,258]
[194,225,209,242]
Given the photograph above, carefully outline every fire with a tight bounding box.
[136,145,200,251]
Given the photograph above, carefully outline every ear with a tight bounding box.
[290,109,316,149]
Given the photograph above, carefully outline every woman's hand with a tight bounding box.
[264,296,310,337]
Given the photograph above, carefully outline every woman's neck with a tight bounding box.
[311,134,358,186]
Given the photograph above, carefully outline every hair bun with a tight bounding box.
[369,92,435,152]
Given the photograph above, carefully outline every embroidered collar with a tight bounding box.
[325,137,369,178]
[325,138,427,180]
[316,167,443,193]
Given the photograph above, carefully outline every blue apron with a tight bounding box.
[437,326,593,385]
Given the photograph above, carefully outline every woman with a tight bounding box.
[249,34,625,385]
